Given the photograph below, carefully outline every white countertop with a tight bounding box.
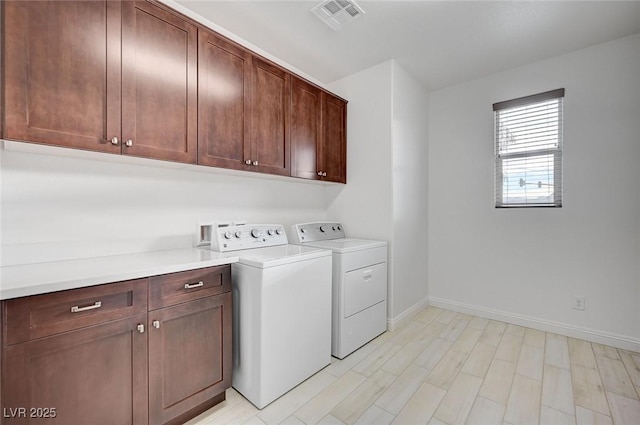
[0,248,238,300]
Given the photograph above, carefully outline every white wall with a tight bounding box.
[390,63,430,323]
[428,34,640,349]
[0,147,328,266]
[327,60,430,324]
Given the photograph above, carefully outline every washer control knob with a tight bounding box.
[320,226,326,233]
[276,228,283,235]
[267,229,275,236]
[337,225,342,231]
[223,231,232,239]
[234,231,242,238]
[251,229,260,238]
[300,228,306,233]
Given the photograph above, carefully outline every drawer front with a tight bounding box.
[4,278,148,345]
[343,262,387,318]
[149,265,231,310]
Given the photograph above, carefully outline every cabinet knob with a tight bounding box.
[317,171,322,176]
[125,139,133,147]
[152,320,160,329]
[111,136,119,146]
[245,159,251,165]
[137,324,145,333]
[252,160,259,166]
[322,172,327,177]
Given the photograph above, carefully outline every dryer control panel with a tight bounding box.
[292,222,346,243]
[211,223,288,252]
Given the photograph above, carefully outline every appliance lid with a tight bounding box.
[232,244,331,268]
[299,238,387,254]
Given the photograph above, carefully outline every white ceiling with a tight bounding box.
[177,1,640,90]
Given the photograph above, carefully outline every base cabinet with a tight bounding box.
[149,292,232,425]
[1,265,232,425]
[3,315,148,425]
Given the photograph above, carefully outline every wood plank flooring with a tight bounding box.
[186,306,640,425]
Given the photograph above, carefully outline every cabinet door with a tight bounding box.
[250,57,291,176]
[321,93,347,183]
[148,292,232,425]
[121,1,197,164]
[2,0,121,153]
[291,77,322,180]
[3,315,148,425]
[198,30,252,170]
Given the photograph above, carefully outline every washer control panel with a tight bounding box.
[292,222,346,243]
[211,224,288,252]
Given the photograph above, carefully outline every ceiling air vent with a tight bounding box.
[311,0,365,31]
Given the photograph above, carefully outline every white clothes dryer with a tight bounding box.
[209,223,332,409]
[291,222,388,359]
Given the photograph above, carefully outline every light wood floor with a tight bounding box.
[186,306,640,425]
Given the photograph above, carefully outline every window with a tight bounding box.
[494,88,564,208]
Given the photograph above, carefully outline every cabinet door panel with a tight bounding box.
[122,1,197,163]
[198,30,251,170]
[3,315,148,425]
[149,292,232,425]
[291,78,322,180]
[251,58,290,176]
[3,0,121,153]
[322,94,347,183]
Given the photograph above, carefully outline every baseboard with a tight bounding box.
[387,297,429,331]
[429,297,640,353]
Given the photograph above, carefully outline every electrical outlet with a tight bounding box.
[573,296,585,311]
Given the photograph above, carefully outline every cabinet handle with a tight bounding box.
[184,281,204,290]
[152,320,160,329]
[252,160,259,166]
[317,171,322,176]
[245,159,252,165]
[111,136,119,146]
[70,301,102,313]
[322,172,327,177]
[125,139,133,147]
[137,324,145,333]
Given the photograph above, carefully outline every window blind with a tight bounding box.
[494,88,564,208]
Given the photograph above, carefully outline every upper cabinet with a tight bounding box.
[249,57,291,176]
[198,30,251,171]
[121,1,197,164]
[2,0,345,181]
[3,0,197,164]
[320,93,347,183]
[291,77,347,183]
[198,32,291,177]
[3,1,122,154]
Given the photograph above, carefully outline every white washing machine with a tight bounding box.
[208,223,332,409]
[291,222,388,359]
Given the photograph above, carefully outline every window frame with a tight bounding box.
[494,88,565,208]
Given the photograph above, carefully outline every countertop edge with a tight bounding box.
[0,249,239,300]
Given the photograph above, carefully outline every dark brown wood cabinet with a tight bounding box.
[1,265,232,425]
[4,315,149,425]
[291,77,347,183]
[149,293,232,425]
[2,0,122,154]
[320,93,348,183]
[2,0,197,163]
[198,30,252,170]
[249,57,291,176]
[147,266,233,424]
[121,1,197,163]
[2,0,346,180]
[198,29,292,177]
